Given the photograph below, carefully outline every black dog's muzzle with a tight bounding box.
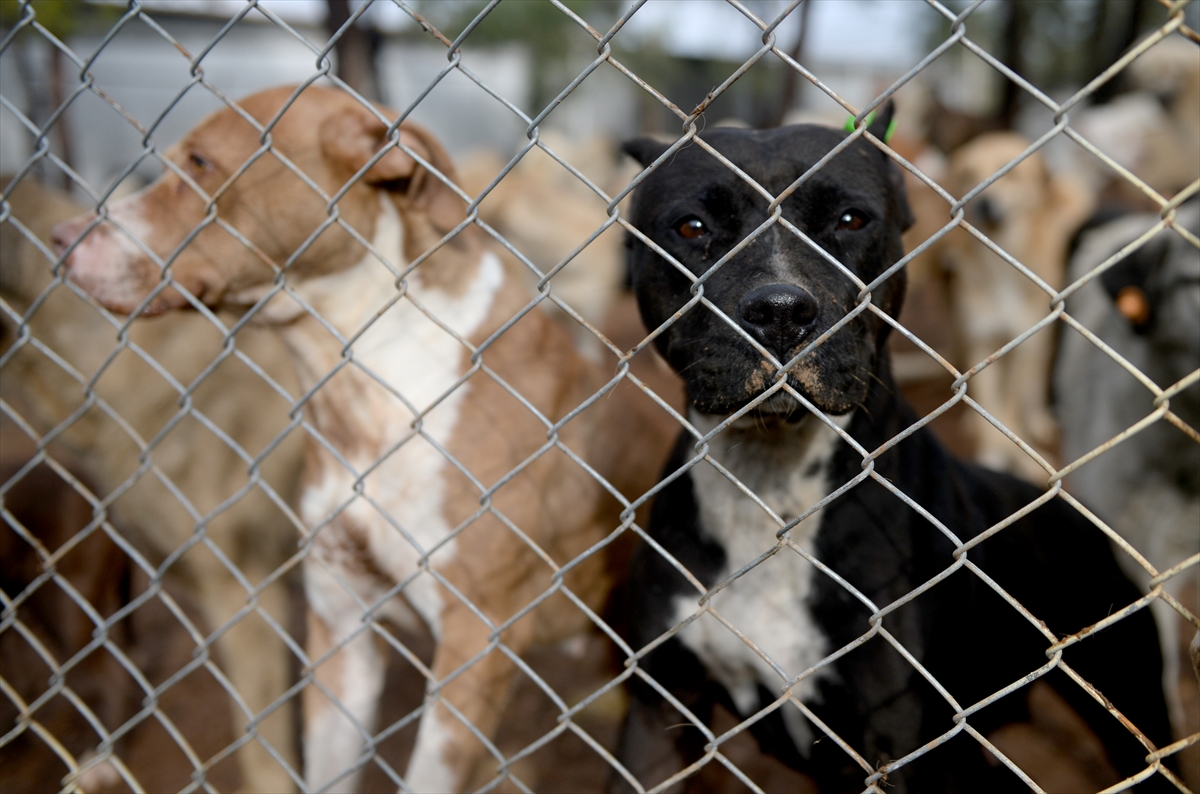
[737,282,820,361]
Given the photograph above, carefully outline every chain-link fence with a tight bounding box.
[1,1,1198,792]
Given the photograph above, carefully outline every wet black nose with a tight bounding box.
[737,283,820,360]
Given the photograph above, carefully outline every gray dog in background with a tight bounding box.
[1056,198,1200,752]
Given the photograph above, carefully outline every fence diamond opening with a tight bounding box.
[1,1,1198,793]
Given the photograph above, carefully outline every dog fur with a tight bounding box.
[614,109,1173,793]
[2,177,306,792]
[939,132,1093,480]
[1056,198,1200,788]
[51,84,673,793]
[458,132,636,354]
[1071,37,1200,209]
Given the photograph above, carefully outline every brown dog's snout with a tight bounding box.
[51,216,91,259]
[738,283,819,360]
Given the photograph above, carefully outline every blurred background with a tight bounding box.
[2,2,1198,792]
[3,0,1197,195]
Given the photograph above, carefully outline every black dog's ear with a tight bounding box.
[866,99,896,143]
[863,100,915,231]
[889,162,916,232]
[622,137,671,167]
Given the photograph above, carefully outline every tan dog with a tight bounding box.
[458,133,634,355]
[2,178,305,792]
[52,84,669,793]
[939,132,1092,480]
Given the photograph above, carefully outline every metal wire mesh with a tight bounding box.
[1,1,1197,792]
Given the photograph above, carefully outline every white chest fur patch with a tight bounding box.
[290,198,504,639]
[673,410,850,752]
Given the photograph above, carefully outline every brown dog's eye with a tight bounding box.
[837,210,868,231]
[188,153,211,174]
[676,217,707,239]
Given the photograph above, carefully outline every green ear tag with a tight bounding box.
[844,112,896,143]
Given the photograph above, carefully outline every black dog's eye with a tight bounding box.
[836,210,869,231]
[676,217,708,240]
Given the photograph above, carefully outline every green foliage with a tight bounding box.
[0,0,120,40]
[1,0,80,39]
[927,0,1167,91]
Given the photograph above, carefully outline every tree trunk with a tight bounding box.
[998,0,1026,129]
[50,45,73,190]
[770,0,813,128]
[1091,0,1152,103]
[325,0,379,101]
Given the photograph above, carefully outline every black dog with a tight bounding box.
[614,107,1173,793]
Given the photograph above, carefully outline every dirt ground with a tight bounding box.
[3,282,1197,793]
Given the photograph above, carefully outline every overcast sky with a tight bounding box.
[621,0,928,67]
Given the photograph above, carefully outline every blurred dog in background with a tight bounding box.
[938,133,1093,480]
[1071,38,1200,210]
[2,177,305,792]
[458,133,637,358]
[1056,198,1200,790]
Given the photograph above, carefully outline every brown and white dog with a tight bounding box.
[52,85,671,792]
[939,132,1092,480]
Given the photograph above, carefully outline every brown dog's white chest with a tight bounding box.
[257,199,506,637]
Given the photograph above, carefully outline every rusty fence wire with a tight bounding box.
[1,0,1198,792]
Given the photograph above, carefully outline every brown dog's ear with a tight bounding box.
[1047,171,1094,243]
[320,111,466,232]
[394,123,467,234]
[321,108,417,183]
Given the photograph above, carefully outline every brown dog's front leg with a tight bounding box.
[404,596,535,792]
[302,560,386,794]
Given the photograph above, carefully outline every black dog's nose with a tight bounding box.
[737,283,819,360]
